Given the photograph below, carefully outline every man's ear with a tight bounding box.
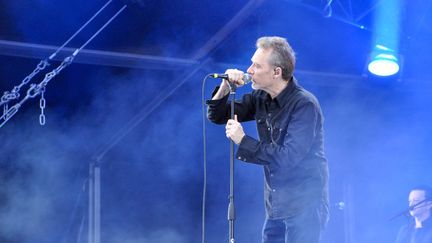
[274,67,282,77]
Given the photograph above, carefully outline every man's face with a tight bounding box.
[409,190,432,219]
[246,48,276,92]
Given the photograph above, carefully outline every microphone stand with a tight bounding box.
[389,198,430,221]
[227,80,236,243]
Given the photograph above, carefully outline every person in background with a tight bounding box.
[396,185,432,243]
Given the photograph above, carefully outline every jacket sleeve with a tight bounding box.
[206,86,256,124]
[236,100,322,168]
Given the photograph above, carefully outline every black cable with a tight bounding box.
[201,74,212,243]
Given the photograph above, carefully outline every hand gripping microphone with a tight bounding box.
[209,73,252,84]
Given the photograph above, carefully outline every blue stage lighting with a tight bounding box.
[368,53,399,77]
[368,0,402,78]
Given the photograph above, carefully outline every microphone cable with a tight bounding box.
[200,74,212,243]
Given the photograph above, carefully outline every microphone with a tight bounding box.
[408,198,431,211]
[389,198,432,221]
[209,73,252,84]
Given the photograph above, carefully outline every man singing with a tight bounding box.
[207,36,329,243]
[396,185,432,243]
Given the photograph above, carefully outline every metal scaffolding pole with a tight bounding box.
[88,161,101,243]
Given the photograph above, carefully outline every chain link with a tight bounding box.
[39,88,46,125]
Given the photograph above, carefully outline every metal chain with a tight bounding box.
[0,55,74,128]
[0,0,116,108]
[27,56,74,99]
[39,88,46,125]
[0,1,127,129]
[0,59,50,105]
[35,56,73,126]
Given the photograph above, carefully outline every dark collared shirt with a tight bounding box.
[396,217,432,243]
[207,78,329,222]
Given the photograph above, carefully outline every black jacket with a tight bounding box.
[207,78,329,223]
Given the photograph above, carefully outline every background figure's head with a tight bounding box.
[408,185,432,221]
[255,36,296,81]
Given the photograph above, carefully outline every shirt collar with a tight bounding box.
[269,77,297,107]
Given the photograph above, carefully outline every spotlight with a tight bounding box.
[368,53,400,77]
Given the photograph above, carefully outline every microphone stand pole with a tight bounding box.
[227,81,236,243]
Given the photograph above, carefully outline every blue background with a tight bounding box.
[0,0,431,242]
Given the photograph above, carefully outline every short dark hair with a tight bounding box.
[410,185,432,201]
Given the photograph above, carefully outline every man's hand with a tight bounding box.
[212,69,247,100]
[224,69,247,87]
[225,115,245,145]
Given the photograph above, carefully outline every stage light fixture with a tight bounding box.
[368,53,399,77]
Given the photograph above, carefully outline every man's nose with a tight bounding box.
[246,66,253,74]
